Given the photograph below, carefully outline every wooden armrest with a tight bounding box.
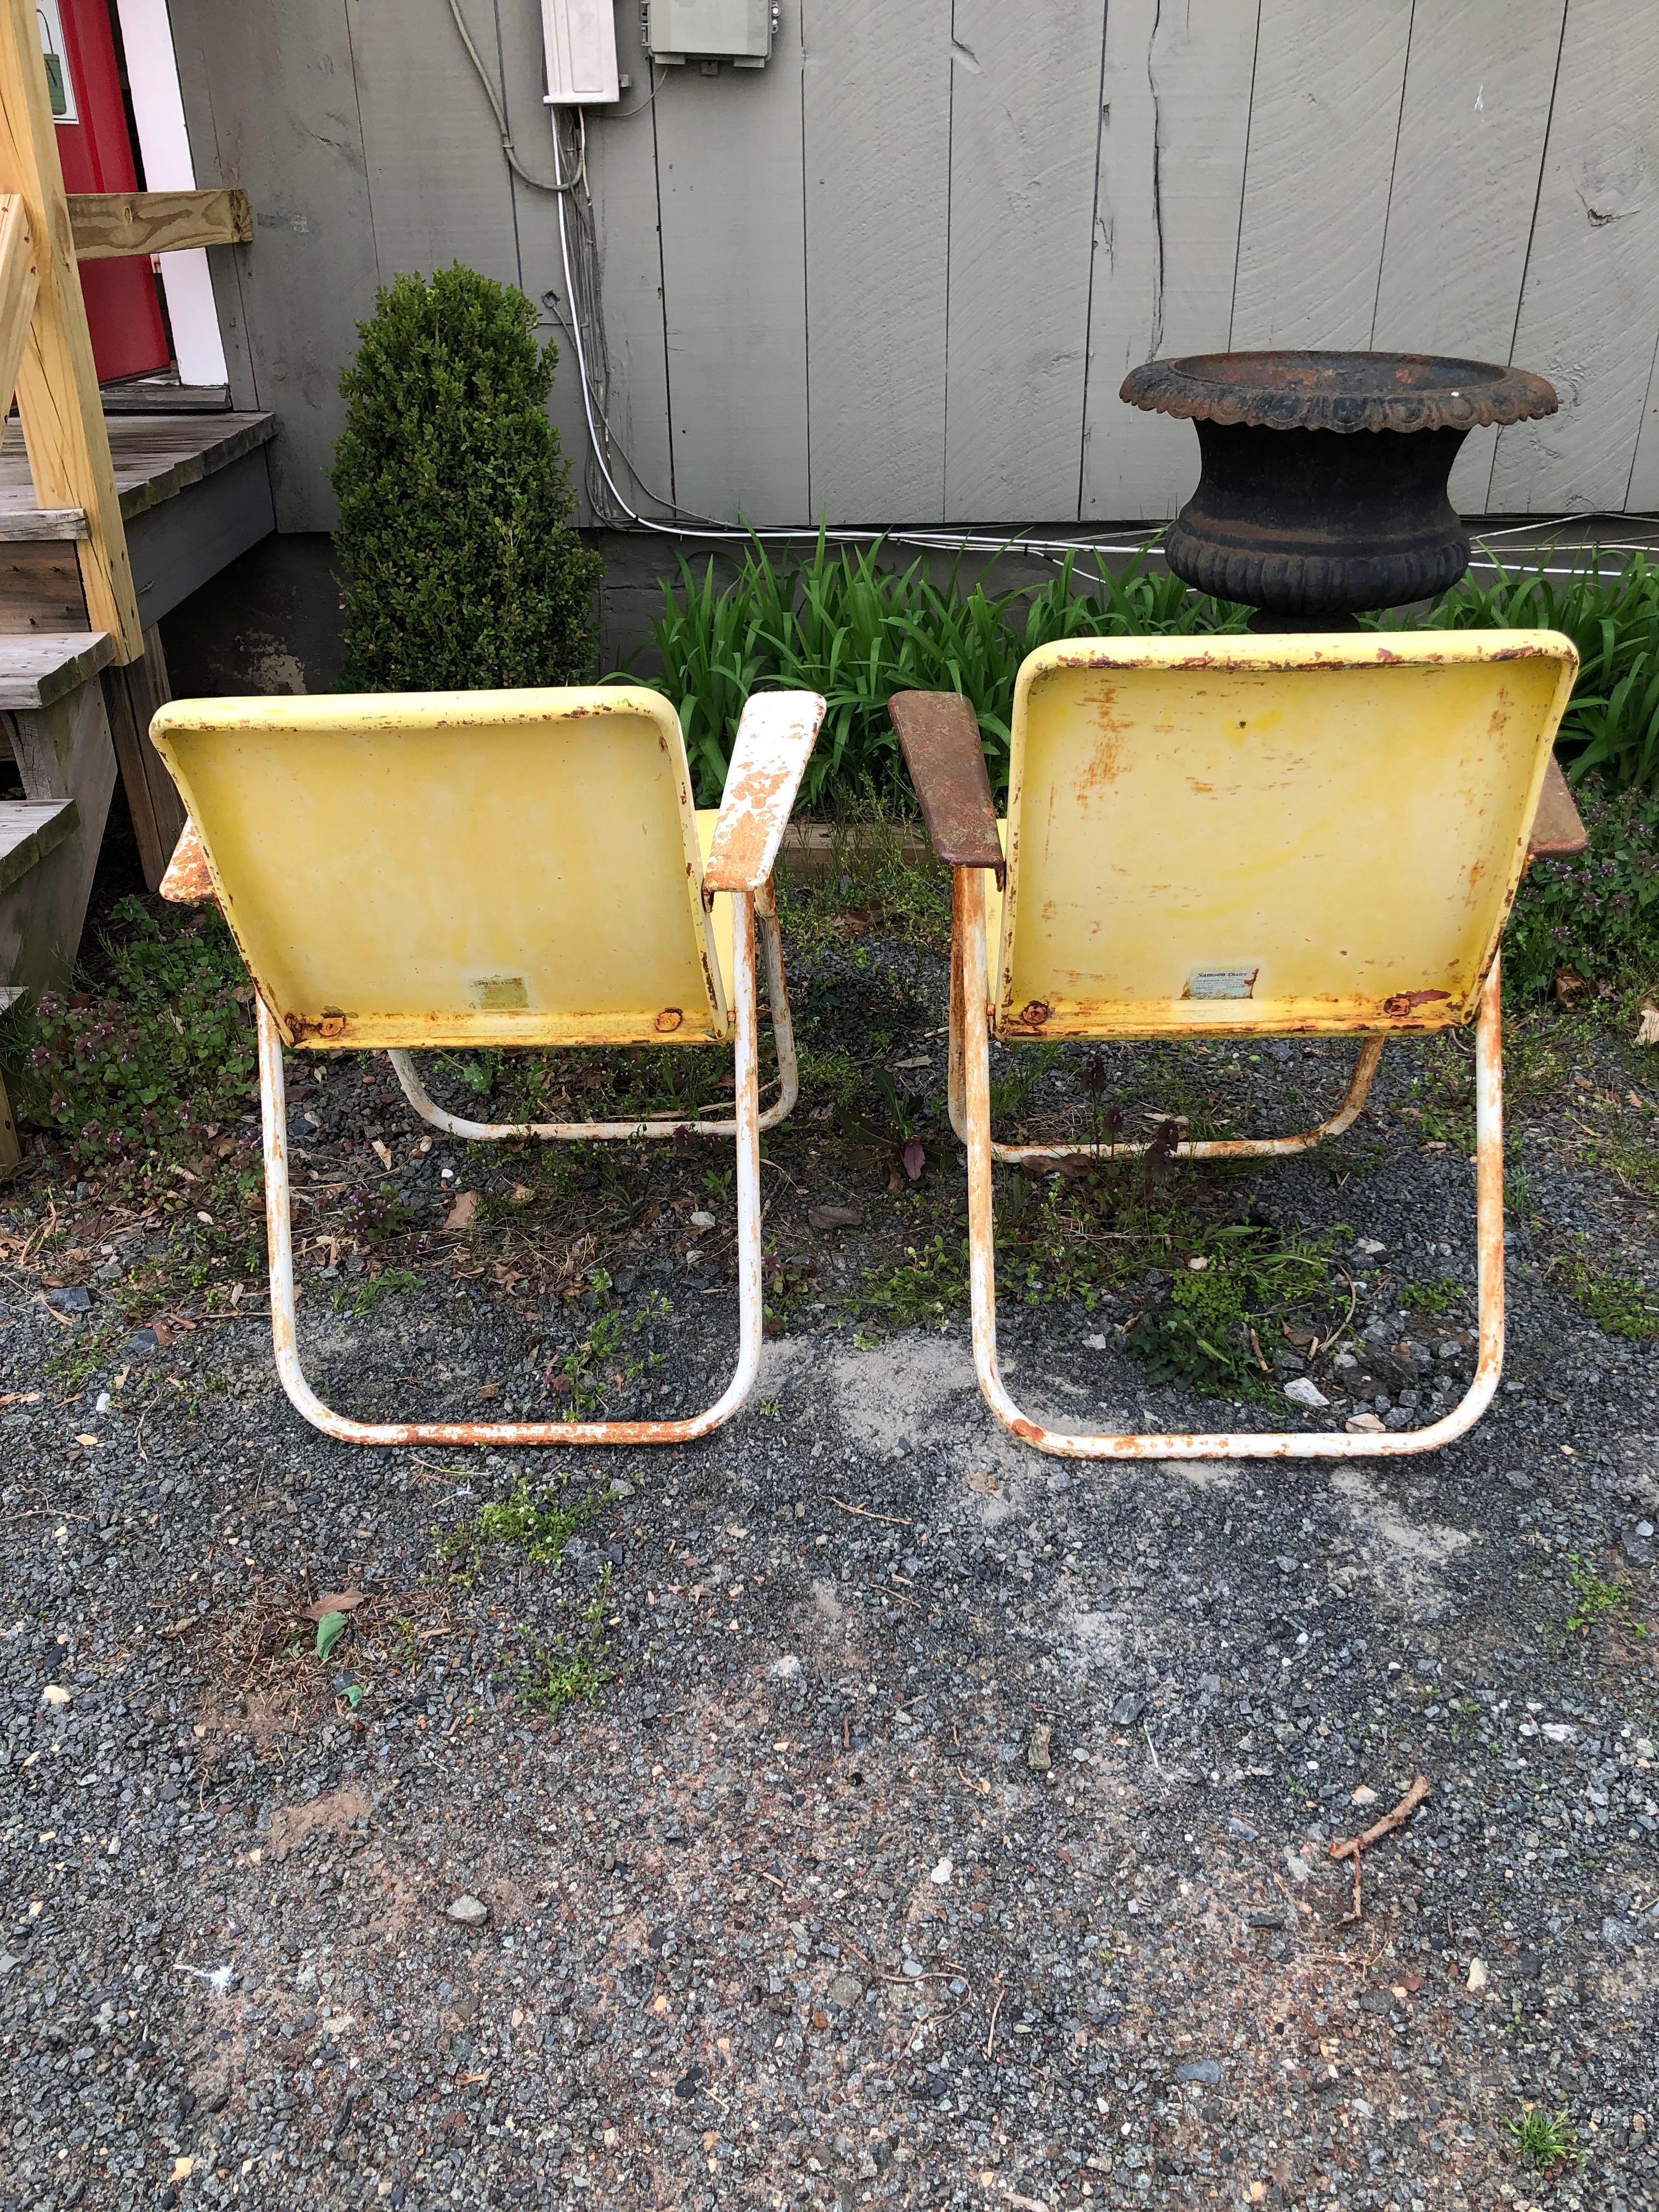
[703,691,827,894]
[888,690,1002,871]
[1527,755,1588,860]
[158,817,216,905]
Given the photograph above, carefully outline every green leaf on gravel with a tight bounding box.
[315,1611,349,1662]
[343,1684,363,1710]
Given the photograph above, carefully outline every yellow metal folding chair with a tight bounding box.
[151,684,825,1448]
[890,631,1582,1461]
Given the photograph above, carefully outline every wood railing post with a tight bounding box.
[0,0,143,661]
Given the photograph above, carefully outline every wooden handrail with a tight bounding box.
[69,187,251,262]
[0,0,140,656]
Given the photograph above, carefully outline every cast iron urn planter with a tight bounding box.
[1120,351,1558,624]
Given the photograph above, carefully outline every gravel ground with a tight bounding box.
[2,915,1657,2212]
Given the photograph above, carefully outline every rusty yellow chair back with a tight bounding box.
[149,687,727,1051]
[994,632,1578,1041]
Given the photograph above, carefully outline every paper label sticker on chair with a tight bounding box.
[1186,965,1258,1001]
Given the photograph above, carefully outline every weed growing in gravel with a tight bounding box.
[855,1229,969,1333]
[1551,1246,1659,1340]
[331,1266,421,1316]
[1562,1555,1649,1644]
[1126,1227,1340,1401]
[545,1270,667,1417]
[513,1571,614,1716]
[435,1475,596,1585]
[44,1312,122,1391]
[1507,2104,1580,2172]
[1401,1277,1466,1316]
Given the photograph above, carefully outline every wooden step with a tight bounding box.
[0,797,77,895]
[0,630,114,709]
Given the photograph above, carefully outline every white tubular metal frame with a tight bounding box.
[385,883,795,1142]
[944,871,1384,1163]
[957,866,1506,1460]
[257,894,766,1448]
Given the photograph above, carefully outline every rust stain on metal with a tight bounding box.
[654,1008,684,1034]
[157,816,216,906]
[1381,989,1451,1015]
[888,690,1003,876]
[703,692,827,894]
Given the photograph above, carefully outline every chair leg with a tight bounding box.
[256,895,766,1447]
[961,883,1507,1461]
[385,888,796,1141]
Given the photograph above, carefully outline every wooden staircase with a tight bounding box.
[0,0,252,1171]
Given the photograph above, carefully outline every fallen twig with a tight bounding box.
[1329,1774,1430,1861]
[1329,1774,1429,1926]
[827,1497,912,1527]
[985,1982,1005,2059]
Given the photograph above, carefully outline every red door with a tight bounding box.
[40,0,170,383]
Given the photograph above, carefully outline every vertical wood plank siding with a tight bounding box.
[165,0,1659,531]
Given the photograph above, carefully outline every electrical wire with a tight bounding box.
[448,7,1659,573]
[445,0,582,192]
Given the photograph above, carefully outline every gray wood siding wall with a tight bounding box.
[166,0,1659,536]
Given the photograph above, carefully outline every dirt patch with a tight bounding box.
[266,1787,373,1859]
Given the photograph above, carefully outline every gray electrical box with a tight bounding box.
[645,0,775,67]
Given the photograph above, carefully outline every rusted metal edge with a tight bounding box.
[702,691,827,895]
[385,887,799,1138]
[888,691,1003,876]
[950,1040,1385,1166]
[157,815,214,905]
[1120,352,1557,435]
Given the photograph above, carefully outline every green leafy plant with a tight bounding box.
[648,535,1247,807]
[1507,2105,1579,2172]
[1126,1227,1339,1400]
[435,1473,596,1585]
[513,1570,614,1716]
[1395,550,1659,790]
[855,1230,970,1334]
[331,263,602,690]
[1563,1555,1649,1641]
[315,1610,351,1662]
[1551,1245,1659,1341]
[1503,780,1659,1001]
[1401,1276,1465,1316]
[20,896,257,1177]
[331,1266,421,1316]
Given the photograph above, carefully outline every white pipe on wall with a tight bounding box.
[112,0,229,389]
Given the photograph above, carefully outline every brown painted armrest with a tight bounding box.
[158,816,216,905]
[888,691,1002,872]
[1527,756,1588,861]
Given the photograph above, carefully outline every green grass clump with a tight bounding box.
[1401,1277,1466,1316]
[1552,1246,1659,1341]
[435,1474,596,1585]
[1508,2104,1579,2171]
[648,536,1247,806]
[512,1572,614,1716]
